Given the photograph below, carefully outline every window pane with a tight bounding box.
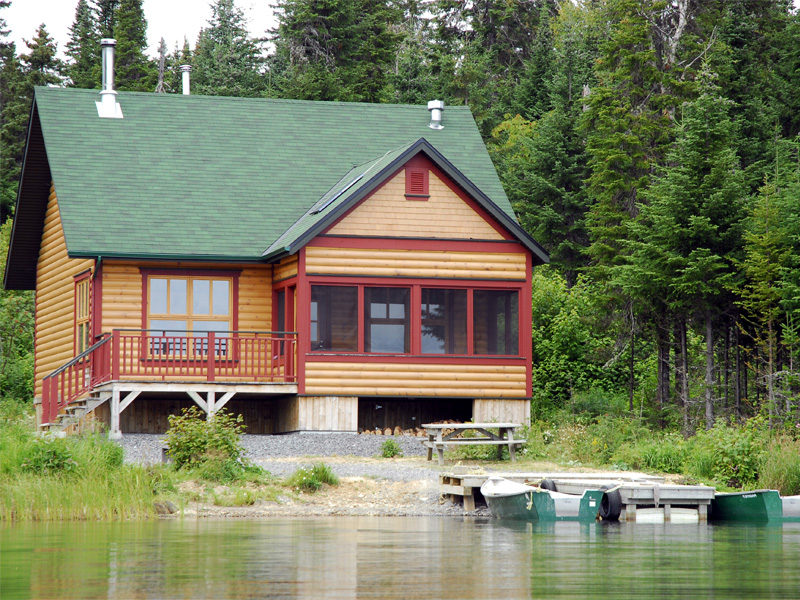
[473,290,519,355]
[192,321,230,355]
[276,290,285,331]
[150,279,168,314]
[370,324,406,353]
[365,287,409,353]
[149,319,188,355]
[193,280,210,315]
[421,289,466,354]
[213,280,229,316]
[311,286,357,351]
[170,280,187,314]
[370,302,386,319]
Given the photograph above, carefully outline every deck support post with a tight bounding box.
[109,388,121,439]
[109,388,141,439]
[625,504,636,522]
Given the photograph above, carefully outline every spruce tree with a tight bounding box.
[94,0,119,38]
[193,0,264,97]
[114,0,155,91]
[631,70,747,429]
[65,0,100,88]
[271,0,402,102]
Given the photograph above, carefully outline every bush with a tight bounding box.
[285,462,339,492]
[612,434,686,473]
[21,437,77,475]
[381,439,403,458]
[685,421,766,489]
[759,435,800,495]
[164,407,247,481]
[569,415,649,465]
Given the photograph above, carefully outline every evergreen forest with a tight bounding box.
[3,0,800,446]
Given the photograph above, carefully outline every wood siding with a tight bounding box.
[273,254,298,282]
[327,169,506,240]
[472,398,531,426]
[304,362,527,398]
[274,395,358,432]
[35,185,94,397]
[100,261,272,333]
[305,247,527,280]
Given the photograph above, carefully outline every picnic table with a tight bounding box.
[421,422,523,466]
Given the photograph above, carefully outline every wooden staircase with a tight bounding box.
[44,390,112,435]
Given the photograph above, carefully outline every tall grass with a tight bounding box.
[0,405,162,521]
[759,435,800,495]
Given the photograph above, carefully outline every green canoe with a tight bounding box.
[711,490,800,522]
[481,476,607,522]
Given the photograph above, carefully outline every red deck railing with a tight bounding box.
[41,330,297,426]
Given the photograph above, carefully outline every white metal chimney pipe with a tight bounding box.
[180,65,191,95]
[428,100,444,130]
[97,38,122,118]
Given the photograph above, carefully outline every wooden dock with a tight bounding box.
[439,471,714,520]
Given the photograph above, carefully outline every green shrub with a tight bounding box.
[285,462,339,492]
[612,434,686,473]
[381,439,403,458]
[759,435,800,495]
[164,407,246,481]
[21,437,77,474]
[685,421,766,489]
[569,415,649,465]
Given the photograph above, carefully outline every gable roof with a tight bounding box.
[265,138,549,264]
[5,87,547,289]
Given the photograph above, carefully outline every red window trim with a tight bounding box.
[307,280,523,358]
[139,268,241,332]
[74,271,92,356]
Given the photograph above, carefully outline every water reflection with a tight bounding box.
[2,518,800,599]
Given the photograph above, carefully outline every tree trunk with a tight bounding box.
[723,320,729,420]
[735,324,741,421]
[629,323,635,413]
[657,319,670,426]
[705,314,715,430]
[768,316,775,430]
[679,318,690,437]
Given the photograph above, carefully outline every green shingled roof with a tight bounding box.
[31,87,518,261]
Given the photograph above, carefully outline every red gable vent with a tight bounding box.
[405,167,429,200]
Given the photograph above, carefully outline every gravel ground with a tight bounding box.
[118,433,437,480]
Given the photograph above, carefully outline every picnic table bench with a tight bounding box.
[421,422,523,466]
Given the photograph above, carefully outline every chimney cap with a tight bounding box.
[180,64,192,72]
[101,38,116,46]
[427,100,444,130]
[427,100,445,111]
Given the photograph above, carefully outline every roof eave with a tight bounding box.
[4,96,51,291]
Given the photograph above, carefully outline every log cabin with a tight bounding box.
[3,44,548,436]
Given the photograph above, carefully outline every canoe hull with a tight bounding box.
[481,477,602,522]
[711,490,784,522]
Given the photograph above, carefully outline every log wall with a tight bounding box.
[305,247,526,280]
[304,362,527,398]
[35,185,94,398]
[100,261,273,332]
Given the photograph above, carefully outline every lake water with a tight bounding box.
[2,517,800,599]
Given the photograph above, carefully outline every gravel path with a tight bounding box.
[118,433,437,481]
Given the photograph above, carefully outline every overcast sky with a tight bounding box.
[4,0,276,58]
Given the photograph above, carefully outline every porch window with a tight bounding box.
[473,290,519,355]
[421,288,467,354]
[148,276,232,355]
[74,276,91,354]
[310,285,358,351]
[365,287,409,353]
